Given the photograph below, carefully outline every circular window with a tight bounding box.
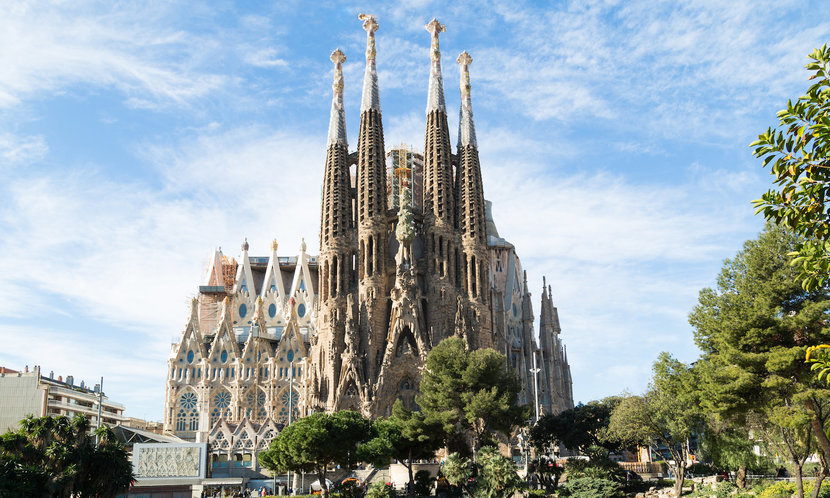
[297,303,306,318]
[187,350,194,363]
[268,303,277,318]
[239,303,247,319]
[221,350,228,363]
[180,391,197,409]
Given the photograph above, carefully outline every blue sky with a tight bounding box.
[1,1,828,421]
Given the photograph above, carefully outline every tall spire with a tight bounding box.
[457,51,477,148]
[359,14,380,112]
[327,49,347,147]
[426,19,446,113]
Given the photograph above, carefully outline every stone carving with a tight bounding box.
[135,445,201,478]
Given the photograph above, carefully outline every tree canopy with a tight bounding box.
[689,223,830,495]
[0,414,133,498]
[606,353,701,498]
[259,410,370,498]
[530,397,621,454]
[416,337,527,454]
[752,44,830,291]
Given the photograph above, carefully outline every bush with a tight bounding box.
[714,480,736,498]
[563,453,625,483]
[527,490,546,498]
[757,480,796,498]
[365,482,395,498]
[804,480,830,498]
[558,476,624,498]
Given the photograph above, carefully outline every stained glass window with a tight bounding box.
[277,389,300,424]
[221,350,228,363]
[246,390,267,420]
[187,350,194,363]
[177,391,198,431]
[268,303,277,318]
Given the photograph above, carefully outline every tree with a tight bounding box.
[441,447,523,498]
[751,44,830,291]
[417,337,527,454]
[360,400,443,497]
[606,353,701,498]
[0,414,133,497]
[530,397,621,455]
[689,224,830,497]
[258,410,370,498]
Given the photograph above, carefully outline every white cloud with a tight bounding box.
[0,133,48,165]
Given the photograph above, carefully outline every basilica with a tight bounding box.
[163,16,573,451]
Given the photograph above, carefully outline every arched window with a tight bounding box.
[177,391,198,432]
[277,389,300,424]
[245,389,267,421]
[210,390,232,426]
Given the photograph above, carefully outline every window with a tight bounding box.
[239,304,247,319]
[268,303,277,318]
[187,350,194,363]
[297,303,306,318]
[221,350,228,363]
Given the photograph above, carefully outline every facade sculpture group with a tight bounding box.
[163,18,573,467]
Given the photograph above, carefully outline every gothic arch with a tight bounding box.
[175,388,199,432]
[209,387,233,427]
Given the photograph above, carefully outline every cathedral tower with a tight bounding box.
[422,19,458,345]
[354,14,390,398]
[455,51,492,348]
[314,48,355,411]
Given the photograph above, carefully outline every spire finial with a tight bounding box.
[327,49,348,146]
[300,237,307,253]
[271,238,279,252]
[359,14,380,112]
[457,51,477,147]
[426,19,446,113]
[242,237,249,252]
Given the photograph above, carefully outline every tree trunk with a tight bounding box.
[811,473,825,498]
[806,399,830,463]
[795,464,805,498]
[318,466,328,498]
[672,465,685,497]
[406,453,415,498]
[737,465,747,489]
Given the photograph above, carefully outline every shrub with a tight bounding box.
[715,480,736,498]
[757,480,796,498]
[804,480,830,498]
[527,490,546,498]
[687,462,715,476]
[366,482,395,498]
[558,476,624,498]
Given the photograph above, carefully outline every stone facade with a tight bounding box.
[163,16,573,447]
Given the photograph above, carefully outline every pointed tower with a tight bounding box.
[315,48,355,412]
[422,19,458,344]
[537,278,555,415]
[455,51,492,348]
[355,14,390,387]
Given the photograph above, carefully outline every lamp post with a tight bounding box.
[530,354,541,423]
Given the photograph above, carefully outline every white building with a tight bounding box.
[0,365,126,433]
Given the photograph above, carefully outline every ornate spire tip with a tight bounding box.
[330,48,346,65]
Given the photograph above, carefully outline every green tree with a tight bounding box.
[530,397,621,454]
[360,400,443,497]
[0,414,133,497]
[417,337,527,454]
[475,446,524,498]
[441,447,523,498]
[751,44,830,291]
[689,223,830,497]
[259,410,370,498]
[606,353,701,498]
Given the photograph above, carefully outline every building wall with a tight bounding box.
[0,369,46,433]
